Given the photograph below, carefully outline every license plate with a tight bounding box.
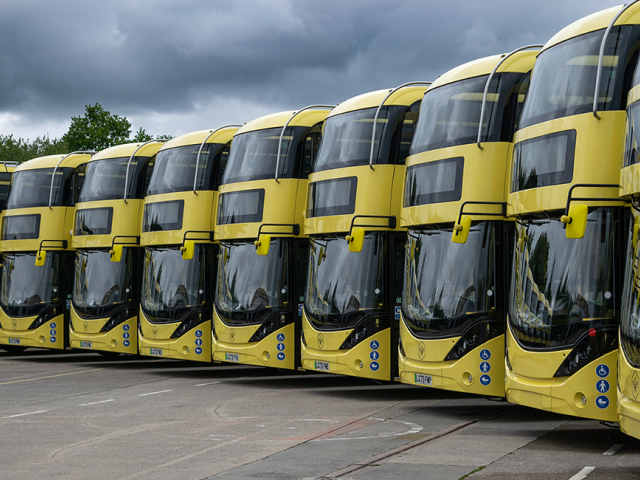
[150,348,163,356]
[80,341,92,349]
[8,338,20,345]
[315,361,330,371]
[415,373,432,386]
[225,353,239,362]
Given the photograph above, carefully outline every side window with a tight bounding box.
[0,172,12,211]
[389,101,421,165]
[67,164,86,206]
[299,123,323,179]
[213,141,231,190]
[142,157,156,198]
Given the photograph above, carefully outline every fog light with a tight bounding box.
[574,391,587,408]
[39,336,45,343]
[356,360,363,370]
[182,346,190,355]
[263,351,270,361]
[111,339,117,347]
[463,372,473,385]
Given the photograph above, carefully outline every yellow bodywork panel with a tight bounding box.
[72,199,143,249]
[329,87,427,118]
[0,311,64,350]
[1,206,72,253]
[216,178,303,241]
[69,305,137,355]
[305,165,403,235]
[140,190,215,246]
[618,334,640,439]
[236,109,329,136]
[161,127,238,151]
[508,111,625,216]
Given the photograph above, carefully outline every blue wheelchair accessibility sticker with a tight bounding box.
[480,349,491,360]
[123,324,130,332]
[370,340,379,350]
[195,330,203,338]
[49,322,56,329]
[277,333,285,342]
[596,364,610,378]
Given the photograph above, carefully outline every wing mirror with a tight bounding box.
[561,204,588,239]
[345,227,365,253]
[180,240,195,260]
[255,234,271,256]
[110,244,123,263]
[452,215,471,244]
[35,250,46,267]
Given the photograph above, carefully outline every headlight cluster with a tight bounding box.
[170,311,205,339]
[100,308,133,333]
[399,336,406,357]
[444,319,502,361]
[339,316,388,350]
[554,326,618,377]
[28,306,59,330]
[248,313,288,343]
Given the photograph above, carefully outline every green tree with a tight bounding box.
[62,103,131,151]
[0,134,68,164]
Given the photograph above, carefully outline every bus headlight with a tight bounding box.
[170,311,205,338]
[554,326,617,377]
[28,306,59,330]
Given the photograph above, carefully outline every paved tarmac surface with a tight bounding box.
[1,348,639,479]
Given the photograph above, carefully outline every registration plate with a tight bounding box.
[225,353,239,362]
[150,348,163,356]
[80,341,92,349]
[8,338,20,345]
[315,361,330,371]
[415,373,432,386]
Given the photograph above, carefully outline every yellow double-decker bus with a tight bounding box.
[70,141,164,355]
[399,48,538,397]
[506,4,640,422]
[213,107,331,369]
[301,84,428,381]
[0,152,93,352]
[138,127,238,362]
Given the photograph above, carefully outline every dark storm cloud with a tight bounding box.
[0,0,618,138]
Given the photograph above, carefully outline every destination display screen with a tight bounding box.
[403,157,463,207]
[307,177,357,218]
[217,189,265,225]
[1,214,41,240]
[74,207,113,236]
[142,200,184,232]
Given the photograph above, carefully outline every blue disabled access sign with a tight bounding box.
[370,340,379,350]
[480,349,491,360]
[123,324,130,331]
[277,333,285,342]
[480,374,491,386]
[596,395,610,409]
[195,330,203,338]
[596,364,610,378]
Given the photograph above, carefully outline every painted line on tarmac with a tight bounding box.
[79,399,115,407]
[2,410,47,418]
[311,419,423,441]
[138,389,173,396]
[196,381,221,387]
[603,444,623,455]
[568,466,596,480]
[298,419,339,423]
[0,368,104,385]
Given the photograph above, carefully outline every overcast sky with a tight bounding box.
[0,0,619,140]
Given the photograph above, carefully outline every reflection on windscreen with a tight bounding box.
[1,252,60,316]
[510,208,618,349]
[215,240,288,324]
[621,216,640,364]
[520,26,634,129]
[79,157,132,202]
[73,249,133,318]
[141,246,206,320]
[402,223,496,338]
[6,169,65,209]
[305,234,385,327]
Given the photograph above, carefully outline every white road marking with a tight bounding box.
[312,420,423,442]
[569,467,596,480]
[298,419,340,423]
[603,444,623,455]
[196,381,221,387]
[138,390,173,396]
[2,410,47,418]
[209,434,233,437]
[368,418,386,421]
[79,399,114,407]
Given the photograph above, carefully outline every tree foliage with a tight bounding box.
[1,103,173,164]
[63,103,132,151]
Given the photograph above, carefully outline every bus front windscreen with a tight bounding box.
[141,246,207,321]
[509,208,620,349]
[73,249,134,318]
[402,223,499,339]
[215,239,289,325]
[305,233,386,329]
[0,252,60,316]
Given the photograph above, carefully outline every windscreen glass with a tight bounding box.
[73,248,134,318]
[6,168,69,209]
[79,157,140,202]
[313,105,418,172]
[402,223,498,339]
[222,127,308,184]
[411,72,529,154]
[215,239,289,325]
[509,208,619,349]
[305,233,386,329]
[624,101,640,166]
[141,246,207,321]
[621,215,640,365]
[520,26,637,129]
[147,143,226,195]
[0,252,60,316]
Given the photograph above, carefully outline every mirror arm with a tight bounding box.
[563,184,621,217]
[181,230,214,249]
[347,215,396,238]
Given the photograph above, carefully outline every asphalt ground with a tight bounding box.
[1,348,639,480]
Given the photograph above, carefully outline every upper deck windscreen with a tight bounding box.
[410,73,529,154]
[520,26,640,129]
